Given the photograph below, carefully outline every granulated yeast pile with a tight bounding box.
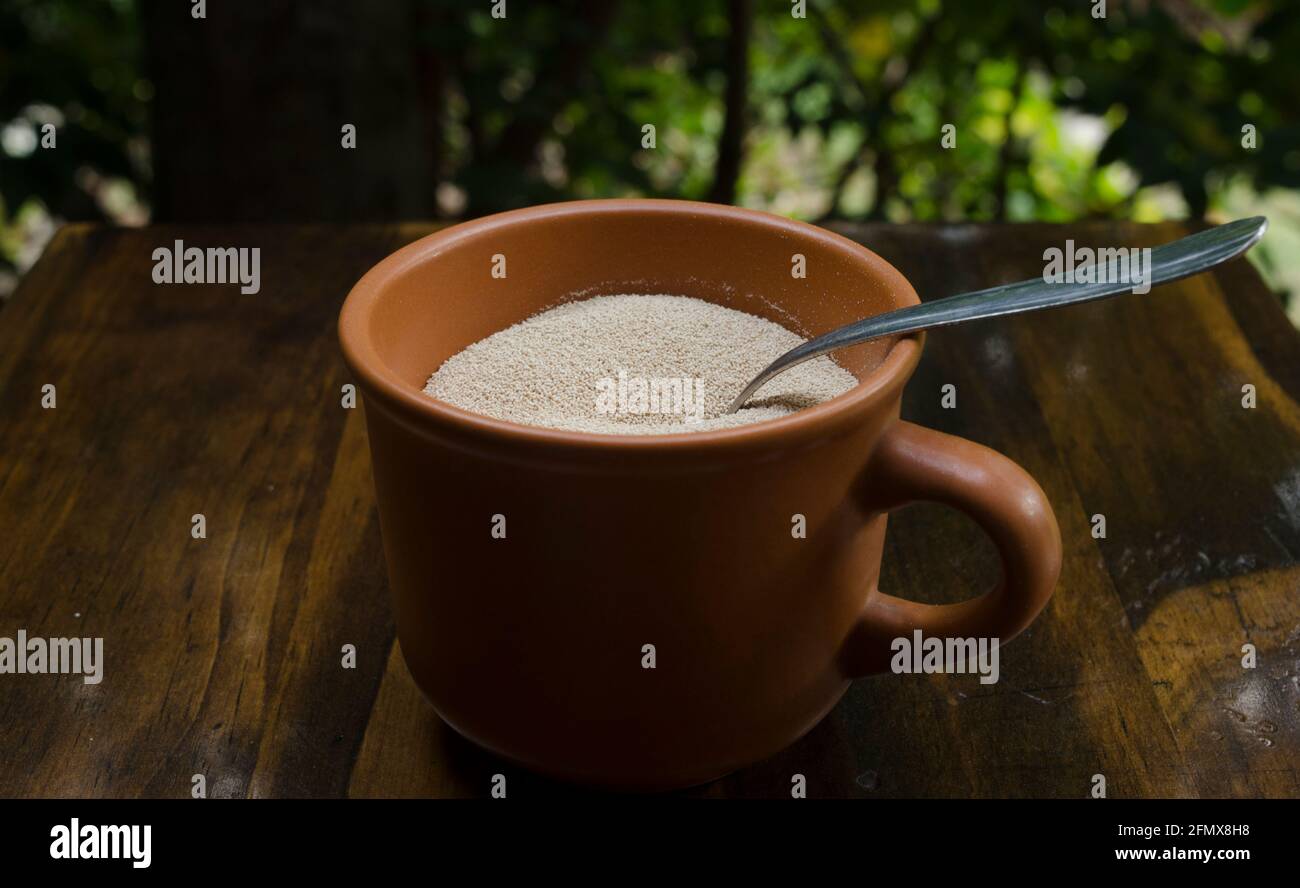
[423,294,857,435]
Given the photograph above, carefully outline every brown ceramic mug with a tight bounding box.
[339,199,1061,791]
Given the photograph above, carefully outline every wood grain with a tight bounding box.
[0,221,1296,798]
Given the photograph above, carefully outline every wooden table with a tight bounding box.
[1,221,1296,798]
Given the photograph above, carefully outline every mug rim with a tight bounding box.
[338,198,924,453]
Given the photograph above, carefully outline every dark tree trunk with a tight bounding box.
[708,0,752,205]
[810,6,937,220]
[142,0,436,222]
[992,64,1027,222]
[458,0,619,217]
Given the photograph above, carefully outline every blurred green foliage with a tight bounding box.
[2,0,1297,310]
[0,0,147,281]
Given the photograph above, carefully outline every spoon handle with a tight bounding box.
[727,216,1268,413]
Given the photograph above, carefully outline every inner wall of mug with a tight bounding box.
[366,206,908,390]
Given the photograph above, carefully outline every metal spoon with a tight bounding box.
[726,216,1268,413]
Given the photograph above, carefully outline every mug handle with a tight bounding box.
[839,421,1062,677]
